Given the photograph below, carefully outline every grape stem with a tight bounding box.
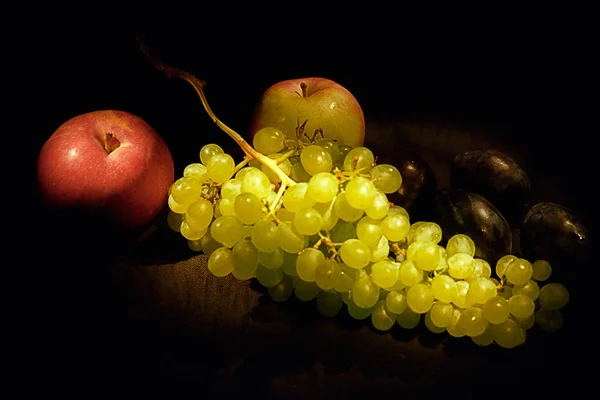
[138,38,297,188]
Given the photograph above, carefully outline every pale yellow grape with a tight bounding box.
[213,202,222,218]
[340,239,371,269]
[307,172,339,203]
[261,153,292,183]
[532,260,552,281]
[389,277,406,292]
[188,239,202,252]
[294,279,321,301]
[452,281,474,309]
[371,300,397,331]
[293,207,323,236]
[170,176,202,205]
[167,210,183,232]
[332,263,358,292]
[424,311,446,333]
[206,153,235,184]
[499,285,513,299]
[513,280,540,300]
[278,222,307,254]
[208,247,234,277]
[352,277,380,308]
[380,213,410,242]
[365,190,390,220]
[398,260,422,287]
[296,247,325,282]
[407,221,426,244]
[268,274,294,302]
[218,198,235,216]
[538,283,570,310]
[330,221,357,243]
[447,253,475,279]
[315,138,341,163]
[471,325,496,346]
[233,192,263,225]
[467,258,491,281]
[385,290,408,314]
[369,164,402,194]
[183,163,208,183]
[185,198,214,231]
[446,308,466,338]
[343,147,374,171]
[337,143,353,161]
[345,176,377,210]
[241,168,272,200]
[234,166,256,181]
[276,207,295,223]
[290,162,312,182]
[199,143,223,165]
[412,222,442,244]
[396,307,421,329]
[253,126,285,154]
[429,302,454,327]
[210,215,244,247]
[231,240,259,275]
[371,260,400,290]
[281,252,298,276]
[407,283,435,314]
[313,199,339,231]
[356,216,383,247]
[495,254,517,278]
[220,178,242,199]
[347,298,374,320]
[535,308,564,332]
[482,295,510,324]
[251,219,280,253]
[259,248,285,270]
[200,232,222,256]
[242,224,252,239]
[333,192,364,222]
[431,274,458,303]
[301,145,333,176]
[407,241,442,271]
[494,318,526,348]
[255,264,283,288]
[168,194,188,214]
[314,259,338,290]
[180,220,207,241]
[370,236,390,263]
[467,277,498,305]
[446,234,476,257]
[458,307,488,337]
[282,182,316,213]
[505,258,533,285]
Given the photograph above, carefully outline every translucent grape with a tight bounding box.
[278,222,307,254]
[282,251,298,276]
[343,147,374,171]
[495,254,517,278]
[307,172,339,203]
[505,258,533,285]
[218,198,235,216]
[200,231,222,256]
[516,314,535,331]
[446,234,476,257]
[447,253,475,279]
[167,210,183,232]
[458,307,488,337]
[268,274,294,302]
[369,164,402,194]
[356,216,383,247]
[344,176,377,210]
[170,176,202,205]
[452,281,474,309]
[407,283,435,314]
[347,299,374,320]
[261,154,292,183]
[296,247,325,282]
[365,190,390,220]
[467,277,498,305]
[446,308,466,338]
[231,240,259,276]
[398,259,422,287]
[294,279,321,301]
[199,143,224,165]
[371,300,397,331]
[316,291,343,317]
[234,192,263,225]
[253,127,285,154]
[471,325,496,346]
[259,247,285,270]
[370,235,390,263]
[241,168,272,200]
[207,247,234,277]
[385,290,408,314]
[180,220,207,241]
[300,145,333,176]
[508,293,535,319]
[429,302,454,328]
[396,307,421,329]
[235,166,256,181]
[276,207,295,223]
[424,311,446,333]
[467,258,491,281]
[293,207,323,236]
[352,277,380,308]
[431,274,457,303]
[538,283,570,310]
[494,318,526,348]
[412,222,442,244]
[221,179,242,199]
[370,260,400,290]
[333,192,364,222]
[314,259,338,290]
[330,220,357,243]
[206,153,235,184]
[188,239,202,252]
[315,138,341,163]
[407,221,425,244]
[332,263,358,292]
[290,162,312,182]
[482,296,510,324]
[532,260,552,281]
[381,213,411,242]
[282,182,316,213]
[313,199,339,230]
[340,239,371,269]
[168,194,188,214]
[185,198,213,231]
[407,241,443,272]
[513,280,540,300]
[183,163,208,183]
[535,308,564,332]
[255,264,283,288]
[210,215,244,248]
[251,219,280,253]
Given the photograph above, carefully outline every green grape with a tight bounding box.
[407,283,435,314]
[167,210,183,232]
[259,247,285,270]
[183,163,209,183]
[467,277,498,305]
[316,290,343,317]
[535,308,564,332]
[447,253,475,279]
[333,192,364,222]
[452,281,474,309]
[207,153,235,184]
[315,259,338,290]
[268,274,294,302]
[387,205,408,218]
[356,216,383,247]
[210,215,244,248]
[467,258,491,281]
[407,241,443,272]
[429,302,454,328]
[446,308,466,338]
[431,274,458,303]
[294,279,321,301]
[365,190,390,220]
[220,178,242,199]
[344,176,377,210]
[235,166,256,181]
[412,222,442,244]
[180,220,207,241]
[255,264,283,288]
[370,236,390,263]
[261,153,292,183]
[340,239,371,269]
[343,147,374,171]
[188,239,202,252]
[446,234,476,257]
[168,194,188,214]
[231,241,259,279]
[199,143,224,165]
[538,283,570,310]
[370,164,402,194]
[276,207,295,223]
[313,199,339,231]
[337,144,353,161]
[290,162,312,182]
[458,307,488,337]
[499,285,513,299]
[505,258,533,285]
[396,307,421,329]
[515,314,535,330]
[398,259,422,287]
[347,298,374,320]
[385,290,408,314]
[218,198,235,216]
[494,318,526,348]
[482,295,510,324]
[513,280,540,300]
[371,300,397,331]
[352,277,380,308]
[200,231,222,256]
[282,251,298,276]
[253,126,285,154]
[251,219,280,253]
[330,220,357,243]
[300,145,333,176]
[307,172,339,203]
[407,221,426,244]
[241,168,272,200]
[170,176,203,205]
[207,247,234,277]
[314,138,341,163]
[380,214,410,242]
[332,263,358,292]
[282,182,316,213]
[471,324,496,346]
[495,254,517,278]
[532,260,552,281]
[370,260,400,290]
[292,207,323,236]
[233,192,263,225]
[278,221,307,254]
[296,247,325,282]
[424,311,446,333]
[185,198,214,231]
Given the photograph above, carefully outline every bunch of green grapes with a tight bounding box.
[165,126,570,349]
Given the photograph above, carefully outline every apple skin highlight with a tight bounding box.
[37,110,175,230]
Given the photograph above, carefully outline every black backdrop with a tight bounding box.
[5,2,594,398]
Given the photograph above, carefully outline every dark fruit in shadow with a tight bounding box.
[451,149,530,226]
[434,189,512,266]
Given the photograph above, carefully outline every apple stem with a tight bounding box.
[300,82,308,98]
[138,38,297,188]
[104,132,121,154]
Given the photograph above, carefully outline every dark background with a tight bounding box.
[5,1,594,398]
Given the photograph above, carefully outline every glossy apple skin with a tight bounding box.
[37,110,174,230]
[249,77,365,147]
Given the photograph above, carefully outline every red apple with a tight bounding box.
[37,110,174,231]
[249,77,365,147]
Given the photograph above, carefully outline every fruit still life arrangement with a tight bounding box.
[36,41,586,352]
